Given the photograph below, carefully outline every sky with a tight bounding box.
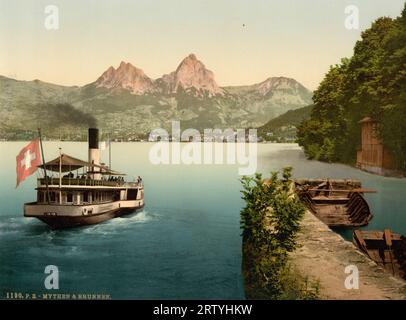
[0,0,405,90]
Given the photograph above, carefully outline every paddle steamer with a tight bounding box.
[24,128,144,229]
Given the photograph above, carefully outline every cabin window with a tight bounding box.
[67,193,73,203]
[93,191,99,203]
[83,192,89,203]
[37,191,44,203]
[38,192,60,203]
[127,189,138,200]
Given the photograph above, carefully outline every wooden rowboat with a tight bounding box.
[295,178,376,199]
[353,229,406,279]
[295,179,373,227]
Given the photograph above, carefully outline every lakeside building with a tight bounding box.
[356,117,397,176]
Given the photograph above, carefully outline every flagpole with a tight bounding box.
[109,133,111,170]
[59,147,62,204]
[37,128,50,204]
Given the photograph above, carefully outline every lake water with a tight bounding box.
[1,142,406,299]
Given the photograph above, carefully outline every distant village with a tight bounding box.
[0,126,297,143]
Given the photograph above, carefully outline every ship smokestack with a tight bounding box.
[88,128,99,150]
[88,128,100,179]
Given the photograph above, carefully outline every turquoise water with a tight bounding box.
[1,142,406,299]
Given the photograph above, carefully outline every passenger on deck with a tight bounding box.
[137,176,142,184]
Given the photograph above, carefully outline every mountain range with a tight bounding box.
[0,54,313,140]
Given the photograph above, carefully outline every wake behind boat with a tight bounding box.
[24,128,144,229]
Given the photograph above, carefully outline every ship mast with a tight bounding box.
[109,133,112,170]
[59,147,62,204]
[37,128,51,204]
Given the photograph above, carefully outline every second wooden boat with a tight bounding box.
[353,229,406,279]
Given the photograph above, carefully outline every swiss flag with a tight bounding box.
[16,139,41,188]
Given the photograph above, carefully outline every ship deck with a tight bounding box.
[38,178,140,188]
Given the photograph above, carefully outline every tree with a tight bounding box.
[298,3,406,170]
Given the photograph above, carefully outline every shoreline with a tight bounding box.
[241,175,406,300]
[290,210,406,299]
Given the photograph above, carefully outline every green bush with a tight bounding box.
[240,167,319,299]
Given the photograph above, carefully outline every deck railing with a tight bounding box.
[38,178,140,188]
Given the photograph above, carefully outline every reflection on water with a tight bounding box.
[0,142,406,299]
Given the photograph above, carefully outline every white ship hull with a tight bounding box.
[24,199,144,229]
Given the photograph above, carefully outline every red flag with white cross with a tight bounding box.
[16,139,41,188]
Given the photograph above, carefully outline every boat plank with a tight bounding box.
[353,229,406,280]
[384,229,393,247]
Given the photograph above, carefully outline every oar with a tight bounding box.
[307,188,377,193]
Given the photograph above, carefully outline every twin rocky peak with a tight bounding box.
[94,53,306,98]
[95,53,223,97]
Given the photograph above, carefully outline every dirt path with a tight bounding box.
[290,211,406,300]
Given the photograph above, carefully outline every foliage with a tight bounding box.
[278,264,321,300]
[240,167,318,299]
[297,4,406,170]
